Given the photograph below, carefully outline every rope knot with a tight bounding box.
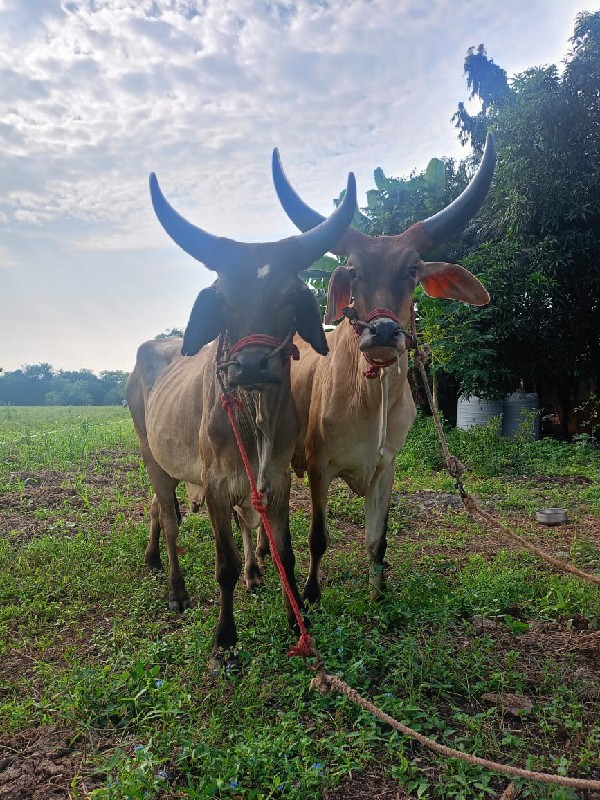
[288,632,314,659]
[446,455,465,481]
[251,490,267,515]
[220,393,244,412]
[309,671,333,694]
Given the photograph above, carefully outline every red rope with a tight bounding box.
[220,393,313,659]
[364,308,401,325]
[229,334,300,362]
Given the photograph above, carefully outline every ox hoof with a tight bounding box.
[208,649,242,676]
[169,595,190,613]
[302,584,322,606]
[369,581,387,602]
[145,556,163,573]
[244,566,265,591]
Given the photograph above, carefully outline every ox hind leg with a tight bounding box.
[255,522,270,569]
[235,505,264,590]
[365,461,395,601]
[303,469,332,605]
[146,491,182,572]
[245,472,305,631]
[140,447,189,611]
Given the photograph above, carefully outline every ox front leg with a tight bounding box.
[265,483,306,633]
[206,497,243,673]
[364,461,395,601]
[303,471,330,605]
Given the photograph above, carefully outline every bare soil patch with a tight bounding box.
[0,726,104,800]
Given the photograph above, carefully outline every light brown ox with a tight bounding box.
[267,135,496,602]
[126,169,357,670]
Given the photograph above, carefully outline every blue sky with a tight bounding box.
[1,0,598,374]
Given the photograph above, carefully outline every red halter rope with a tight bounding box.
[229,333,300,362]
[217,329,312,659]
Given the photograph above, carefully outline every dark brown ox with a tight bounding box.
[126,169,357,669]
[268,136,495,602]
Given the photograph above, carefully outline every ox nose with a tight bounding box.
[228,348,283,387]
[360,317,402,350]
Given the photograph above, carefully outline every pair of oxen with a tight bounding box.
[127,138,496,672]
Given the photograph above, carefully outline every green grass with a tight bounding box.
[0,407,599,799]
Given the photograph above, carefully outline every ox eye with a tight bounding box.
[409,265,418,279]
[347,267,357,280]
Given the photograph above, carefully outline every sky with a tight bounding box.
[1,0,599,375]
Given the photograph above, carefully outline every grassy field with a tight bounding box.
[0,406,599,800]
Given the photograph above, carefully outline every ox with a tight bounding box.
[267,135,496,602]
[126,169,357,669]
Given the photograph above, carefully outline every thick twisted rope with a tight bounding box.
[412,346,600,587]
[218,322,600,794]
[220,392,313,658]
[311,672,600,792]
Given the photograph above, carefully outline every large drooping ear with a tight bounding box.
[418,262,490,306]
[294,283,328,355]
[181,284,226,355]
[324,266,353,324]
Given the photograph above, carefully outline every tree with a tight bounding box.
[154,328,184,339]
[0,365,129,405]
[416,12,600,429]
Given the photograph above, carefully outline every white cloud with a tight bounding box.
[0,0,598,371]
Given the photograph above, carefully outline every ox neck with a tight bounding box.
[217,343,293,501]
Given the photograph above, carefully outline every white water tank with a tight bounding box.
[502,392,541,439]
[456,396,503,430]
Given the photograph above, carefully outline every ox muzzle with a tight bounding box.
[220,333,299,389]
[344,307,413,356]
[227,345,284,388]
[359,316,407,352]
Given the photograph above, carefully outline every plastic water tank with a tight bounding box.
[456,396,503,430]
[502,392,541,439]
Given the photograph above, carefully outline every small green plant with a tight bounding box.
[0,407,598,799]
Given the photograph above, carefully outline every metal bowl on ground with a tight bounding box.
[535,508,568,526]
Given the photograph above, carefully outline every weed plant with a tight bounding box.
[0,408,598,799]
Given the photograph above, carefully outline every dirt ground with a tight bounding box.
[1,471,599,799]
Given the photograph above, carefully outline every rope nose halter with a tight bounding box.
[342,306,414,379]
[215,329,300,391]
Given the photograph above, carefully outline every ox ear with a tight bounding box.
[182,284,225,356]
[294,283,328,355]
[324,266,353,324]
[418,261,490,306]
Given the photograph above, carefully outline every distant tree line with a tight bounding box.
[0,364,128,406]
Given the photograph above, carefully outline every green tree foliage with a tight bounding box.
[154,327,184,339]
[0,366,129,406]
[452,44,510,153]
[361,13,600,428]
[444,11,600,421]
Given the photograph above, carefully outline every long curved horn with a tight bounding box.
[273,135,496,251]
[151,170,356,273]
[421,133,496,245]
[272,147,327,232]
[294,172,356,267]
[150,173,247,273]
